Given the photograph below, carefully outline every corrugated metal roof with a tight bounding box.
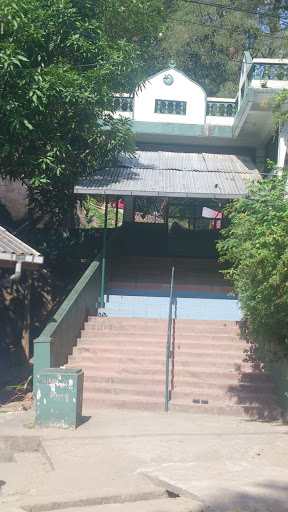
[75,151,261,198]
[0,226,44,264]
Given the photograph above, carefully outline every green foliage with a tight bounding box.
[217,174,288,359]
[0,0,166,227]
[153,0,288,97]
[273,88,288,130]
[83,197,123,228]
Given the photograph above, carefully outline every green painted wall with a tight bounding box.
[33,258,102,388]
[33,228,123,392]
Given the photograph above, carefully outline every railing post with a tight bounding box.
[115,196,119,228]
[165,264,175,412]
[100,195,109,308]
[33,335,52,394]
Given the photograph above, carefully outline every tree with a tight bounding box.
[217,173,288,359]
[0,0,168,228]
[152,0,288,97]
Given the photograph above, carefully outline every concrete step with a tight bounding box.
[80,330,242,343]
[87,317,240,334]
[85,324,240,336]
[72,346,249,361]
[83,382,277,406]
[84,335,245,347]
[69,354,263,372]
[82,393,281,420]
[113,256,220,267]
[72,349,253,366]
[71,347,166,358]
[68,362,272,384]
[110,274,229,284]
[100,299,239,311]
[106,289,233,299]
[107,281,233,294]
[83,372,170,387]
[103,294,236,304]
[50,497,196,512]
[96,307,170,319]
[84,383,165,398]
[170,388,278,406]
[68,363,168,377]
[74,342,252,361]
[96,307,241,321]
[168,402,282,420]
[69,306,280,416]
[83,394,164,411]
[82,372,274,394]
[172,368,272,382]
[88,316,239,328]
[173,359,263,371]
[79,339,248,352]
[173,378,275,393]
[80,330,167,341]
[71,344,259,364]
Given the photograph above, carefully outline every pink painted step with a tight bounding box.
[67,315,281,419]
[68,362,271,384]
[80,330,242,344]
[170,388,278,406]
[84,382,165,398]
[83,394,164,411]
[72,344,250,360]
[78,336,246,349]
[108,281,232,294]
[84,372,170,387]
[83,372,274,394]
[83,382,278,407]
[69,352,260,371]
[168,402,282,420]
[88,317,239,329]
[85,320,239,335]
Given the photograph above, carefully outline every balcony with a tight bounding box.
[206,99,238,118]
[248,61,288,82]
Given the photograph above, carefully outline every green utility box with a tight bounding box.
[35,368,84,428]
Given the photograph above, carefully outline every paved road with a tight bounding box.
[0,406,288,512]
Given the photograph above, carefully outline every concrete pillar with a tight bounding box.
[277,121,288,168]
[123,196,134,223]
[255,145,265,172]
[33,336,52,394]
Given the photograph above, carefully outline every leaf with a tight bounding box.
[23,119,33,130]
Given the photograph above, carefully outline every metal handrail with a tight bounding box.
[165,264,175,412]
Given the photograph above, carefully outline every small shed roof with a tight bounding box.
[0,226,44,265]
[75,152,261,199]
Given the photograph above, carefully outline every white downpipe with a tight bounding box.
[0,261,22,285]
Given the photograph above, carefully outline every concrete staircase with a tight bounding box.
[99,256,242,321]
[97,293,241,320]
[67,256,281,419]
[68,316,281,419]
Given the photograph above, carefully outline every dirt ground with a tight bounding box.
[0,260,89,408]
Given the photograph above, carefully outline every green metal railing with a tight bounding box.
[111,96,134,112]
[165,264,175,412]
[155,99,187,115]
[33,226,124,391]
[248,62,288,82]
[206,100,238,117]
[100,196,109,308]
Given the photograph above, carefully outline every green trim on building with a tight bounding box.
[132,121,233,138]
